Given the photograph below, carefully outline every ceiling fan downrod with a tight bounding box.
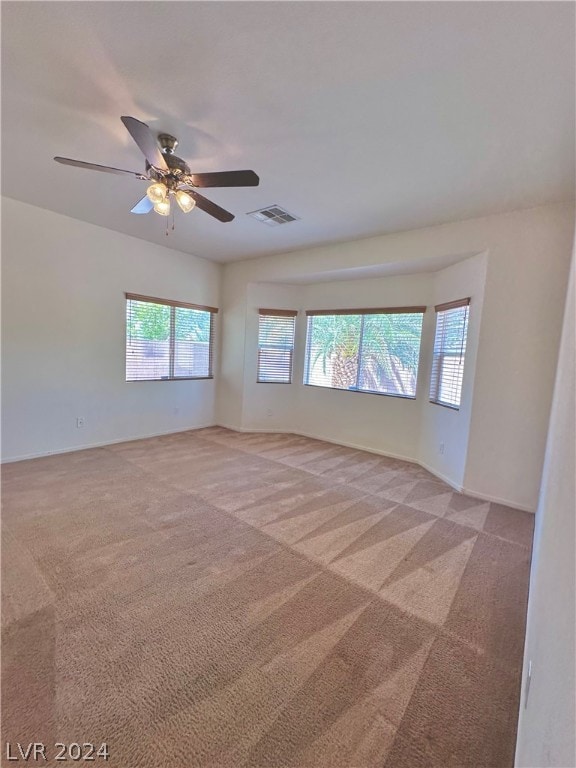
[158,134,178,155]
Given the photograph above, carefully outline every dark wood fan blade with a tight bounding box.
[54,157,145,178]
[121,116,168,171]
[131,195,154,215]
[188,170,259,188]
[187,190,234,222]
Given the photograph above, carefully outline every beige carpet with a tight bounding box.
[1,427,533,767]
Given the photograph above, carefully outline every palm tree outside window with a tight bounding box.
[303,306,426,398]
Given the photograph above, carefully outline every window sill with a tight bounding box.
[126,376,214,382]
[429,399,460,411]
[257,380,292,384]
[303,383,416,400]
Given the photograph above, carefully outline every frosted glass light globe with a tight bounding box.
[175,190,196,213]
[146,183,167,204]
[153,198,171,216]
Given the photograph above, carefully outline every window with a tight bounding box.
[304,307,426,398]
[126,293,217,381]
[257,309,297,383]
[429,298,470,409]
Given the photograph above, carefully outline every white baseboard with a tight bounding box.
[216,424,536,513]
[216,423,416,463]
[458,487,535,514]
[216,423,282,434]
[419,460,536,512]
[292,429,418,465]
[418,460,464,493]
[1,423,217,464]
[2,422,536,513]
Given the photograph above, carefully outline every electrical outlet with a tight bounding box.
[76,417,85,429]
[439,442,445,455]
[266,409,273,418]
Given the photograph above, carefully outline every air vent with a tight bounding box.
[247,205,300,226]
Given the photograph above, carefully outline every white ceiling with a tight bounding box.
[272,251,483,284]
[2,2,574,263]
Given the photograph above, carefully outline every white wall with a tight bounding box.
[219,203,574,510]
[418,252,487,488]
[2,198,572,513]
[294,273,432,461]
[234,261,485,474]
[1,197,221,461]
[515,243,575,768]
[464,205,575,509]
[241,282,300,431]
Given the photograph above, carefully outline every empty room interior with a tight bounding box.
[1,2,575,767]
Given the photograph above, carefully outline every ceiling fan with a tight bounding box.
[54,116,259,222]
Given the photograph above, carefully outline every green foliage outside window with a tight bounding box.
[306,312,424,396]
[128,302,211,342]
[175,307,211,342]
[128,301,170,341]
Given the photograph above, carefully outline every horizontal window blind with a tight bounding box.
[429,298,470,409]
[306,306,427,316]
[304,308,425,398]
[257,310,297,383]
[126,294,217,381]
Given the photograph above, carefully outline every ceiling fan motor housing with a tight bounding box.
[147,150,191,187]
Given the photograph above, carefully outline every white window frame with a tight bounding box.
[429,298,470,410]
[125,293,217,382]
[303,306,426,399]
[257,309,297,384]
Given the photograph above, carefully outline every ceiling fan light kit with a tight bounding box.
[145,183,196,217]
[146,182,167,205]
[175,189,196,213]
[54,116,260,231]
[153,198,171,217]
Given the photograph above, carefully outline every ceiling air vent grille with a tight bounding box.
[247,205,300,226]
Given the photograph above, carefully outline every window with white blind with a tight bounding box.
[257,309,297,383]
[126,293,217,381]
[429,298,470,409]
[303,307,426,398]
